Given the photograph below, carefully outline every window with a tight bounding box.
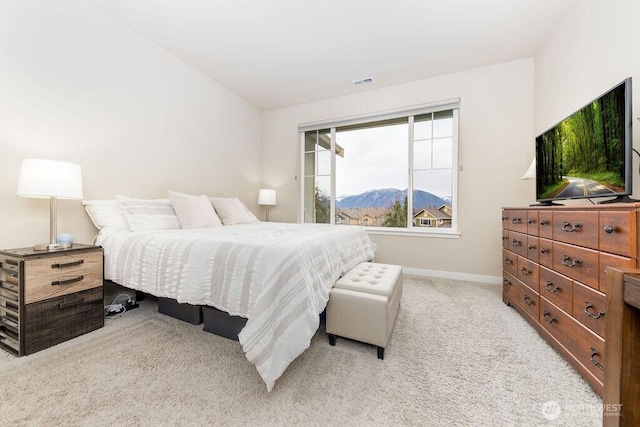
[300,101,459,234]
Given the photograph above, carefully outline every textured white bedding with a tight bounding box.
[97,222,376,391]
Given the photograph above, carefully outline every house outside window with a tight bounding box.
[300,100,459,235]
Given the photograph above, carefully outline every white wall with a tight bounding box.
[0,0,262,248]
[535,0,640,197]
[262,59,535,280]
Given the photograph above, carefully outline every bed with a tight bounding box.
[96,220,376,391]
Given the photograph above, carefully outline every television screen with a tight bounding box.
[535,78,633,204]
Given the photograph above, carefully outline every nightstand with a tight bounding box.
[0,244,104,356]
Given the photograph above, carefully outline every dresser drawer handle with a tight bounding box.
[561,255,582,267]
[590,347,604,370]
[540,220,549,226]
[51,260,84,269]
[504,258,513,266]
[528,244,536,250]
[545,281,562,293]
[527,218,535,224]
[523,295,535,306]
[584,301,606,319]
[540,247,549,254]
[511,239,522,247]
[603,225,615,234]
[512,218,522,224]
[503,279,512,287]
[542,310,557,324]
[520,266,532,276]
[51,276,84,286]
[562,221,582,232]
[57,298,85,309]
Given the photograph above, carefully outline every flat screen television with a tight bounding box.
[535,77,633,205]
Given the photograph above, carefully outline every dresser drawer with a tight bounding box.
[508,275,539,322]
[553,241,598,289]
[553,211,598,249]
[538,238,553,268]
[599,252,635,293]
[573,281,606,338]
[527,236,539,263]
[540,297,605,383]
[508,210,528,233]
[24,287,103,355]
[24,251,102,304]
[527,211,539,236]
[508,231,528,258]
[599,210,636,257]
[503,249,517,277]
[539,266,572,314]
[517,256,539,292]
[539,211,553,239]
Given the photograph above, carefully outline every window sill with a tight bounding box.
[364,227,461,238]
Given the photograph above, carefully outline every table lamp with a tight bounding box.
[17,159,84,251]
[258,189,276,222]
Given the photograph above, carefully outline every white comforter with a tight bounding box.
[97,222,376,391]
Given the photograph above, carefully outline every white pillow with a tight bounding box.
[82,200,129,232]
[209,197,260,226]
[116,195,181,232]
[168,191,222,229]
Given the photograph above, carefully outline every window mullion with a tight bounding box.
[330,127,336,225]
[408,115,414,229]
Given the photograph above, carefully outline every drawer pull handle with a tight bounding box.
[584,301,605,319]
[561,255,582,267]
[504,258,513,266]
[51,276,84,286]
[503,279,512,287]
[511,240,522,247]
[523,295,535,306]
[542,310,557,324]
[527,218,535,224]
[502,236,508,241]
[528,244,536,250]
[521,266,532,276]
[545,281,562,293]
[540,220,549,226]
[603,225,615,234]
[57,298,85,309]
[562,221,583,232]
[540,247,548,254]
[512,218,522,224]
[51,260,84,269]
[590,347,604,370]
[501,216,508,221]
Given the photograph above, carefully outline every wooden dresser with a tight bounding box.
[501,204,640,395]
[0,244,104,356]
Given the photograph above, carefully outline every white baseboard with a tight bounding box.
[402,267,502,285]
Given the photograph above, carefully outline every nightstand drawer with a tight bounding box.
[24,251,102,304]
[24,287,103,355]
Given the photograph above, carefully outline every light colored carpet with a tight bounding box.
[0,276,601,426]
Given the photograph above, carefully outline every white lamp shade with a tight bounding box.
[17,159,83,199]
[521,158,536,180]
[258,189,276,206]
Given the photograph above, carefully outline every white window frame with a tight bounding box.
[298,99,460,238]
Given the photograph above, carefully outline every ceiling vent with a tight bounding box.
[352,77,374,86]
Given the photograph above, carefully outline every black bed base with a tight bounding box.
[157,296,247,341]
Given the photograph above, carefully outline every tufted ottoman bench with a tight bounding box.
[326,262,402,359]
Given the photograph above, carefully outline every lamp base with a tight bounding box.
[33,242,72,251]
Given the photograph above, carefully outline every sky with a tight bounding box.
[330,120,453,198]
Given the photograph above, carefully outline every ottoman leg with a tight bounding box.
[377,346,384,360]
[329,334,337,346]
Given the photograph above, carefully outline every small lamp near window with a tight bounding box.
[522,158,536,180]
[258,189,276,222]
[17,159,83,251]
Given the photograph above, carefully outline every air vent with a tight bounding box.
[352,77,374,86]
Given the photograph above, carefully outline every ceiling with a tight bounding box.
[88,0,577,111]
